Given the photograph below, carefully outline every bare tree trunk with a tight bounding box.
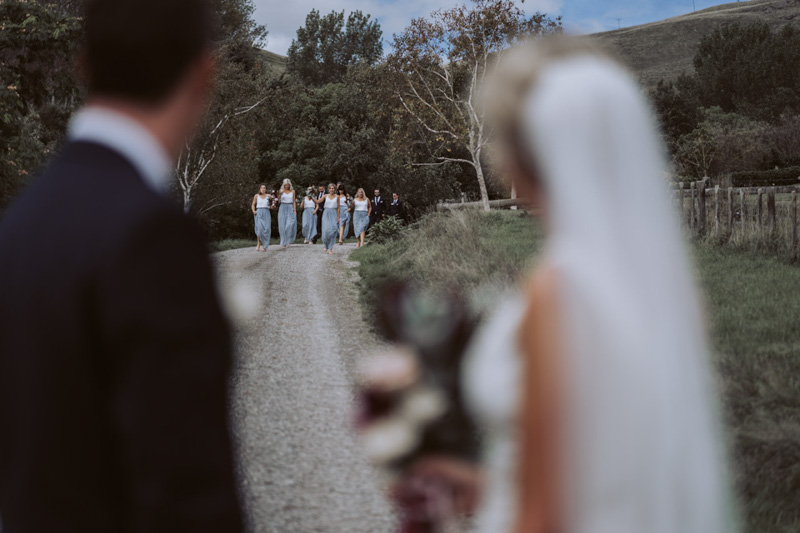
[183,188,192,214]
[474,161,490,212]
[510,183,518,210]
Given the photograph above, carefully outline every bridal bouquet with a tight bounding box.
[355,283,482,532]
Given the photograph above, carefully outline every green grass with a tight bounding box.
[210,239,256,252]
[354,210,544,317]
[694,246,800,533]
[353,210,800,533]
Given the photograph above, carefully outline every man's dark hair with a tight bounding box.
[84,0,215,105]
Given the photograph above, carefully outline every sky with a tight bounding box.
[252,0,743,55]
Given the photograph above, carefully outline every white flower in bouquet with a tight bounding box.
[400,386,447,426]
[357,347,450,467]
[359,346,420,393]
[362,417,420,465]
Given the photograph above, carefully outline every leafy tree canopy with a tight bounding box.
[693,21,800,120]
[287,9,383,86]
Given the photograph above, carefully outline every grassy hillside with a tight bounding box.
[593,0,800,87]
[257,48,287,78]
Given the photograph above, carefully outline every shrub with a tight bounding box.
[730,166,800,188]
[367,216,407,244]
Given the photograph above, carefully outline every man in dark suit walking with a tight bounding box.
[369,188,386,228]
[388,192,404,220]
[0,0,244,531]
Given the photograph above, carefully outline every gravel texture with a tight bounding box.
[213,243,396,533]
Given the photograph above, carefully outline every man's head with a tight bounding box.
[393,193,399,201]
[374,189,380,197]
[83,0,216,157]
[318,185,325,192]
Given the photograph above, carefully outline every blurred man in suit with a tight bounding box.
[0,0,244,531]
[370,188,385,228]
[388,192,404,220]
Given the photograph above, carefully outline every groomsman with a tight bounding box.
[370,188,386,228]
[312,184,325,244]
[388,192,404,220]
[0,0,243,531]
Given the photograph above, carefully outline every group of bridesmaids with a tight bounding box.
[251,180,373,255]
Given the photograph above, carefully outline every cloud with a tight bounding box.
[253,0,564,55]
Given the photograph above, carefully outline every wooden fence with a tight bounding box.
[436,182,800,260]
[676,182,800,260]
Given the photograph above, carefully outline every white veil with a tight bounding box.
[522,55,735,532]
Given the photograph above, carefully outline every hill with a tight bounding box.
[593,0,800,87]
[257,48,287,78]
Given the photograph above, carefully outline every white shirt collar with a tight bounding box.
[68,107,173,195]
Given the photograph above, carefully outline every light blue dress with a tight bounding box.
[254,195,271,249]
[321,196,339,250]
[338,196,350,239]
[352,198,370,237]
[302,198,318,241]
[278,192,297,246]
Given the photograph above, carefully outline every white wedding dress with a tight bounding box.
[462,295,526,532]
[460,52,735,533]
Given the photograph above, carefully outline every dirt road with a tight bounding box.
[213,244,395,533]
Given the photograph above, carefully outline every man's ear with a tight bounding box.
[75,49,90,89]
[185,52,216,106]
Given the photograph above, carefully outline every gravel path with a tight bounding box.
[213,244,396,533]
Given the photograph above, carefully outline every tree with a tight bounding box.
[175,0,270,214]
[287,9,383,86]
[693,22,800,120]
[0,0,82,208]
[257,69,387,189]
[651,78,700,152]
[389,0,561,211]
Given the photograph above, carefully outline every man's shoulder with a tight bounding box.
[0,141,182,254]
[7,141,156,206]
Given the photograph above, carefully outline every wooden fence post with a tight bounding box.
[727,187,734,239]
[679,182,685,228]
[698,182,707,236]
[767,187,776,237]
[757,188,764,244]
[740,188,747,238]
[714,185,720,236]
[690,181,696,235]
[792,191,798,261]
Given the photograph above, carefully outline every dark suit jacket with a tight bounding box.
[387,200,404,219]
[370,196,385,223]
[0,142,244,533]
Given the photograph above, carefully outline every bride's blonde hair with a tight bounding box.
[482,37,614,184]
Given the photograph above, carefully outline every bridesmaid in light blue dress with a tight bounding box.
[337,184,350,245]
[277,179,297,248]
[315,183,340,254]
[351,188,371,248]
[301,188,318,244]
[251,184,272,252]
